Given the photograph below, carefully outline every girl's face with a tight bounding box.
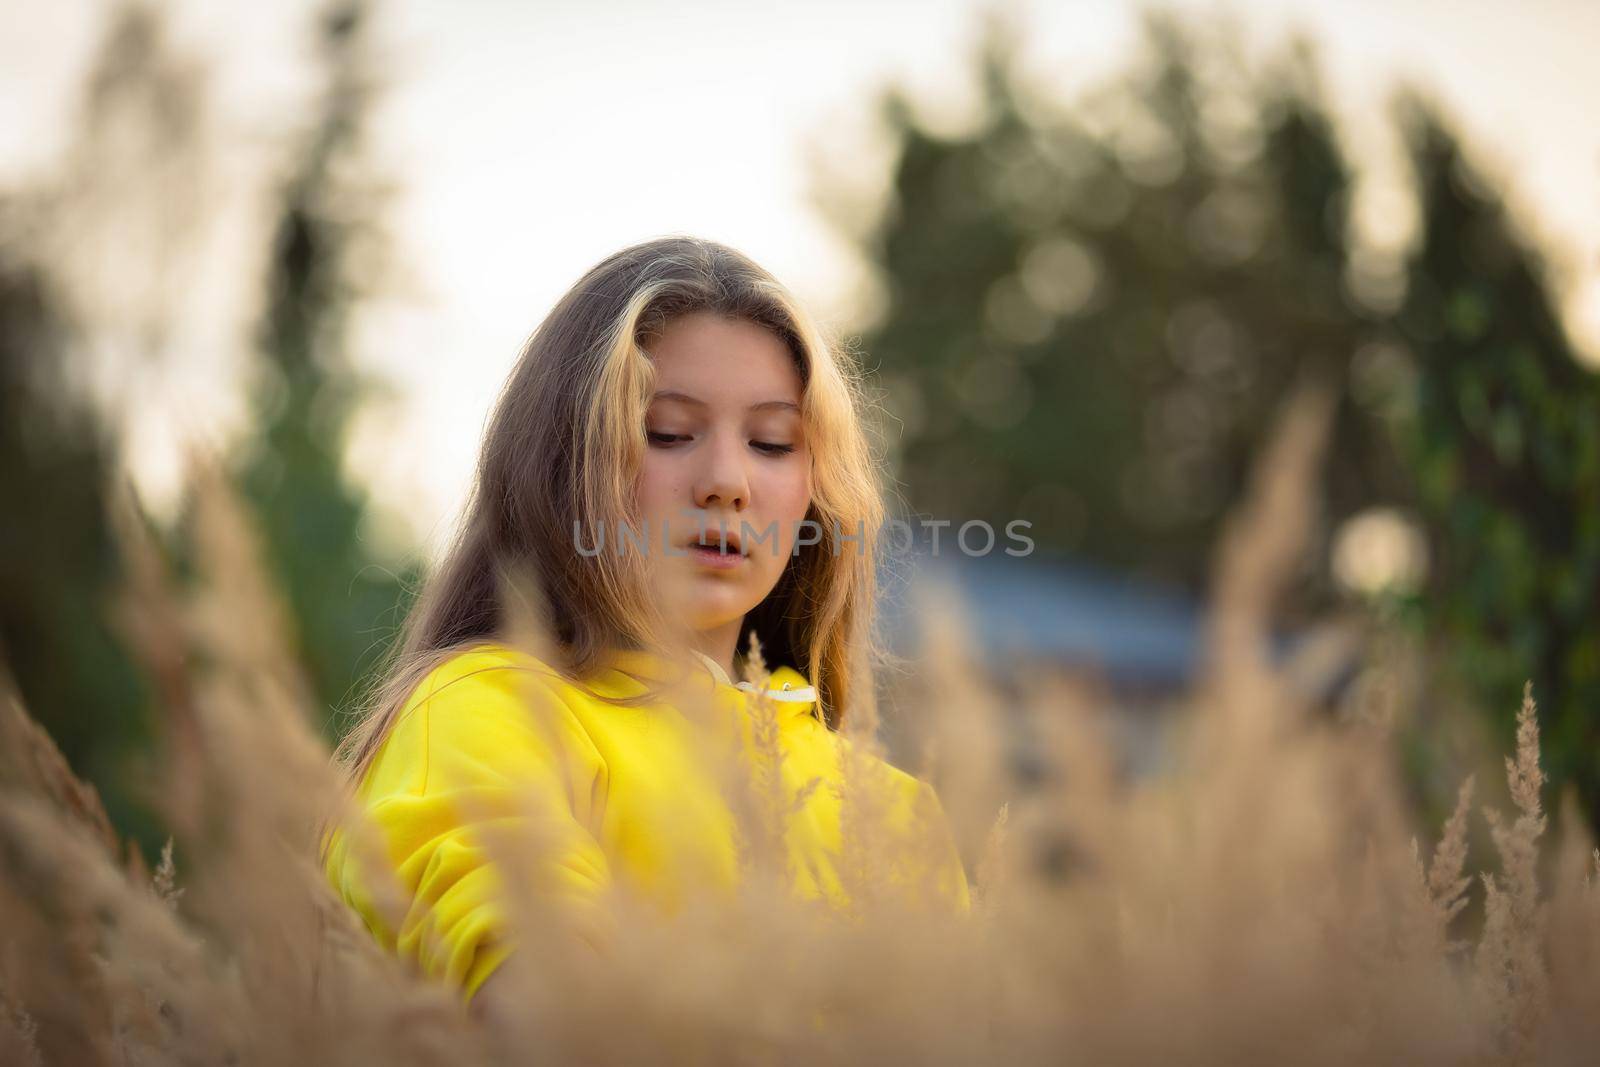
[635,311,813,639]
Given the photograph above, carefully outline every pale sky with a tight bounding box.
[5,0,1599,560]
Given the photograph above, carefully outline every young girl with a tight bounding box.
[321,236,969,1013]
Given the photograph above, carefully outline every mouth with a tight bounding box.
[679,526,748,565]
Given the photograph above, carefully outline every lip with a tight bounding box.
[679,524,746,556]
[678,524,748,568]
[685,543,748,570]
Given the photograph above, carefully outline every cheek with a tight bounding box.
[753,462,812,554]
[757,459,810,518]
[634,453,682,516]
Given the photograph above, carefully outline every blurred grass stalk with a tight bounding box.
[2,379,1600,1066]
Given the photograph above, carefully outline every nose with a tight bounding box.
[692,432,750,512]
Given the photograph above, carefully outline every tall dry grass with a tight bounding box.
[3,380,1600,1065]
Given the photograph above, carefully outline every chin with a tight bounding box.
[681,603,753,632]
[677,589,760,632]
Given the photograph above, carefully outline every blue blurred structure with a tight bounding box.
[871,546,1363,778]
[877,547,1359,702]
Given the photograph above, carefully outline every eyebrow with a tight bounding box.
[650,390,800,414]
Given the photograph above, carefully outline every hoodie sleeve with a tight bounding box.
[327,653,613,1002]
[916,780,972,913]
[880,768,971,914]
[824,728,972,913]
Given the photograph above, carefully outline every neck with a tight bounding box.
[688,618,742,684]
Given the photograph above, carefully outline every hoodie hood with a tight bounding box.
[598,647,819,722]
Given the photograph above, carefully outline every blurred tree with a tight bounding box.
[0,227,158,846]
[824,7,1600,820]
[223,0,422,736]
[0,4,193,852]
[820,11,1411,618]
[0,0,419,849]
[1390,95,1600,823]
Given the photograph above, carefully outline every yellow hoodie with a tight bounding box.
[321,641,970,1002]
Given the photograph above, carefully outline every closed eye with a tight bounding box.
[752,441,796,456]
[647,431,689,447]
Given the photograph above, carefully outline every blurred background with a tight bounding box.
[3,0,1598,856]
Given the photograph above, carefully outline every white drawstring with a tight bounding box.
[734,680,817,702]
[693,650,815,702]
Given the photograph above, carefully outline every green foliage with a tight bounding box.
[0,227,157,848]
[0,0,421,854]
[829,12,1410,606]
[825,10,1600,820]
[1391,96,1600,824]
[223,0,423,736]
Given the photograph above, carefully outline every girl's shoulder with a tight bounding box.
[404,640,576,711]
[369,641,599,798]
[395,640,598,743]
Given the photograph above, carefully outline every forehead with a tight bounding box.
[645,312,802,403]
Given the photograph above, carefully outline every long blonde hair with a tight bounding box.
[331,236,887,789]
